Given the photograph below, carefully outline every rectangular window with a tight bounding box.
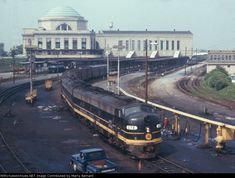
[138,40,141,51]
[177,40,180,50]
[172,40,175,50]
[38,38,42,49]
[55,38,60,49]
[27,39,32,46]
[166,40,169,50]
[143,40,146,51]
[131,40,135,50]
[160,40,164,50]
[73,39,77,49]
[154,40,158,50]
[82,38,86,49]
[126,40,129,51]
[149,40,152,51]
[46,38,51,49]
[118,40,123,50]
[64,38,69,50]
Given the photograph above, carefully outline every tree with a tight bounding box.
[15,44,23,55]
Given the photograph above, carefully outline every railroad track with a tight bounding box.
[0,130,31,173]
[0,80,46,105]
[0,79,48,173]
[144,156,193,173]
[177,74,235,110]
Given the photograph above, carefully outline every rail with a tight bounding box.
[0,130,31,173]
[0,77,57,172]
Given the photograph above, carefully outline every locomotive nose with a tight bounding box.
[144,115,151,123]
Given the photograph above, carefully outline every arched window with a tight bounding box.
[56,23,72,31]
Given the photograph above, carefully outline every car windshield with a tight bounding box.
[86,151,106,161]
[124,105,155,116]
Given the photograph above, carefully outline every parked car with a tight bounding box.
[70,148,117,173]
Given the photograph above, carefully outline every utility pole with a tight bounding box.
[117,49,120,95]
[11,47,16,84]
[145,39,148,104]
[29,48,33,95]
[113,44,125,95]
[106,50,110,91]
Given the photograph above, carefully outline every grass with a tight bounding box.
[200,67,235,102]
[0,57,27,73]
[201,77,235,102]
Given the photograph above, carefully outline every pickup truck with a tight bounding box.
[70,148,117,173]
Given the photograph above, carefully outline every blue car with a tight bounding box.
[70,148,117,173]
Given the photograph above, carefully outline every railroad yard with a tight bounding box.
[0,64,235,173]
[1,0,235,175]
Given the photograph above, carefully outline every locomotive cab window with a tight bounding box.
[124,105,156,116]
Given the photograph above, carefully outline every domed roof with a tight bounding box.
[42,6,80,18]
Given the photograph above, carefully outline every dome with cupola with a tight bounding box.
[43,6,80,18]
[38,6,88,31]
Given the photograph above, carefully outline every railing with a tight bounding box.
[119,87,235,150]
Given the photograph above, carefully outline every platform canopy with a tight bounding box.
[126,51,135,59]
[174,51,181,58]
[150,51,159,59]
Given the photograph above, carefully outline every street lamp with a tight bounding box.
[105,49,111,91]
[25,45,37,96]
[144,39,158,104]
[112,44,125,95]
[54,48,60,79]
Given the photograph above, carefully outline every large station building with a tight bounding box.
[22,6,193,60]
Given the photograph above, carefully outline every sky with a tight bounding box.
[0,0,235,51]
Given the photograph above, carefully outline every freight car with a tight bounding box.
[61,65,162,159]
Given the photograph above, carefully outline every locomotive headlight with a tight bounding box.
[146,127,150,133]
[156,124,162,129]
[126,125,138,131]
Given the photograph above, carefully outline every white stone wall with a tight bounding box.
[38,20,78,31]
[207,64,235,75]
[23,32,92,53]
[96,32,193,58]
[38,16,88,31]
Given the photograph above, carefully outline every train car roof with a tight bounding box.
[75,85,130,109]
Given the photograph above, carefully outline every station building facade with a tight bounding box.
[96,30,193,58]
[207,50,235,75]
[22,6,193,60]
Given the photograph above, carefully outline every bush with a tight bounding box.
[216,66,229,76]
[205,67,231,90]
[215,79,229,90]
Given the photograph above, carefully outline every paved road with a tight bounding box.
[149,65,235,124]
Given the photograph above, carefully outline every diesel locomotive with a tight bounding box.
[61,65,162,159]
